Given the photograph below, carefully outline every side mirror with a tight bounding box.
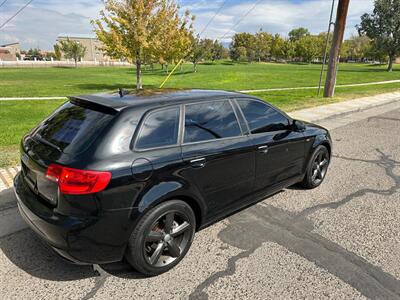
[292,120,306,132]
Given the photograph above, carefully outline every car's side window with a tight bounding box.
[237,99,290,134]
[135,107,180,150]
[184,100,242,143]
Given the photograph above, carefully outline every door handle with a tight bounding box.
[258,145,269,154]
[190,158,206,168]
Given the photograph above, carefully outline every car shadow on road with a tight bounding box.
[0,228,148,281]
[0,229,96,281]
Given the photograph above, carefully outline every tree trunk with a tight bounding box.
[166,64,169,73]
[388,55,394,72]
[136,59,143,90]
[194,63,197,73]
[74,58,78,68]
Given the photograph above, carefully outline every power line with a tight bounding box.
[198,0,228,37]
[0,0,9,9]
[161,0,263,88]
[218,0,263,41]
[0,0,34,30]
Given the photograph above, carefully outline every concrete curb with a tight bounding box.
[289,92,400,122]
[1,92,400,238]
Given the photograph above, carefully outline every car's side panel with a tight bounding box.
[180,137,256,221]
[248,130,306,191]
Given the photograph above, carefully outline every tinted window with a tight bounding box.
[184,100,241,143]
[136,107,180,149]
[33,102,114,154]
[238,100,289,134]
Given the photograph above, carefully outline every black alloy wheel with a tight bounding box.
[144,212,192,267]
[311,150,329,185]
[126,200,196,276]
[301,145,330,189]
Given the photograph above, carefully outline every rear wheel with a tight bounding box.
[301,145,330,189]
[125,200,196,276]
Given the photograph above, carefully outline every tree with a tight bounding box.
[155,7,194,73]
[53,44,62,61]
[188,37,220,71]
[254,31,273,62]
[92,0,193,90]
[295,35,322,63]
[229,32,255,61]
[282,39,296,61]
[26,48,43,60]
[357,0,400,72]
[341,34,372,61]
[270,34,286,60]
[58,39,87,67]
[289,27,310,42]
[210,40,224,61]
[236,46,247,62]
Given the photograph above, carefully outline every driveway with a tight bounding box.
[1,103,399,299]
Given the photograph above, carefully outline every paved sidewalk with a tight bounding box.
[290,91,400,122]
[0,96,67,101]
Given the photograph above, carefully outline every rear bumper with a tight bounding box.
[14,172,137,265]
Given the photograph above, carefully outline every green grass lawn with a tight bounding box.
[0,61,399,167]
[1,61,399,97]
[0,100,65,167]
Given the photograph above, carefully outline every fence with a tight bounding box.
[0,60,132,68]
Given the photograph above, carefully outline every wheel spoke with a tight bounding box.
[167,240,181,258]
[164,213,174,233]
[146,231,163,243]
[171,221,190,237]
[312,169,318,181]
[320,158,328,167]
[149,242,164,265]
[317,153,323,164]
[317,169,323,179]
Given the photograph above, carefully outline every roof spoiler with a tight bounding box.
[69,96,121,114]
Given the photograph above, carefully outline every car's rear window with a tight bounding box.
[32,101,114,154]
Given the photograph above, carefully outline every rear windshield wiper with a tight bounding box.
[34,134,62,152]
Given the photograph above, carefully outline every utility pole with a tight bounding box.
[324,0,350,98]
[317,0,336,97]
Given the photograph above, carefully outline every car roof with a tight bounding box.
[70,89,253,112]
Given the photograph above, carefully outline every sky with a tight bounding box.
[0,0,375,51]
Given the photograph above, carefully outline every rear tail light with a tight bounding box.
[46,164,111,195]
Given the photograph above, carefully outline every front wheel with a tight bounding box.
[125,200,196,276]
[301,145,330,189]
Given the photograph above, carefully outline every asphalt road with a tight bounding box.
[1,103,400,300]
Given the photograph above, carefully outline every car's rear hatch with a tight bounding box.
[20,99,116,206]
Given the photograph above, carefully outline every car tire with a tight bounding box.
[301,145,330,189]
[125,200,196,276]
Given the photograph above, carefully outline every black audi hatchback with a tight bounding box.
[14,89,332,275]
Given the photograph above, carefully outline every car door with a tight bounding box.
[236,98,306,192]
[180,99,255,219]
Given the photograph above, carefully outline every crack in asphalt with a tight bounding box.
[368,116,400,122]
[81,265,109,300]
[189,248,257,300]
[295,149,400,220]
[189,149,400,300]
